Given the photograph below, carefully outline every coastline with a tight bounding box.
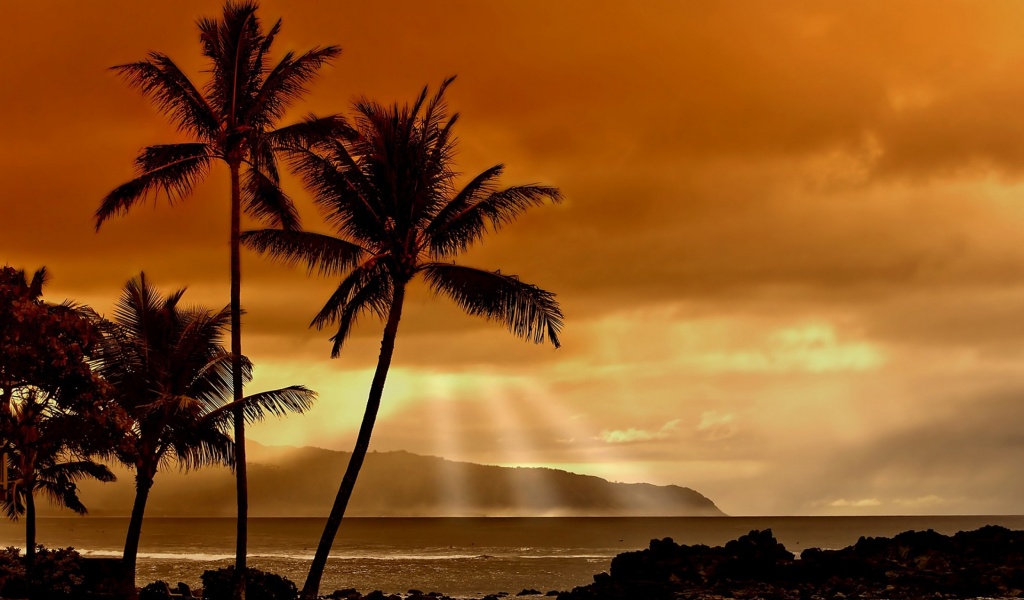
[4,516,1024,598]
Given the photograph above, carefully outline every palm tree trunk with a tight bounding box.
[229,162,248,600]
[123,471,154,591]
[25,486,36,598]
[301,282,408,600]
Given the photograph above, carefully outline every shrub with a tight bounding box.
[0,546,85,599]
[201,566,297,600]
[0,547,26,597]
[140,580,174,600]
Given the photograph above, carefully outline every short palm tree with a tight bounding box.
[95,1,340,583]
[1,391,116,584]
[90,274,316,585]
[242,77,564,599]
[1,415,116,565]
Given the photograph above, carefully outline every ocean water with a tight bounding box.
[1,516,1022,598]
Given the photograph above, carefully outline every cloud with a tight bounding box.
[829,498,882,508]
[893,495,949,509]
[600,419,681,444]
[697,411,737,442]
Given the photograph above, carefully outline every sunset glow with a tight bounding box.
[7,0,1024,517]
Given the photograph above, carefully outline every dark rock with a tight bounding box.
[517,589,542,596]
[362,591,386,600]
[557,527,1024,600]
[329,589,361,600]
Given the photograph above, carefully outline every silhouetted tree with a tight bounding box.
[242,77,564,599]
[0,414,116,568]
[91,274,315,587]
[0,266,119,593]
[95,2,340,592]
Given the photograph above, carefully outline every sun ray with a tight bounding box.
[420,376,471,516]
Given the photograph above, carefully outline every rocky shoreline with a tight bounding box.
[313,526,1024,600]
[556,525,1024,600]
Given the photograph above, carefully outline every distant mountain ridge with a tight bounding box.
[60,444,725,517]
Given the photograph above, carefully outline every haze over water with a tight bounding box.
[5,516,1022,598]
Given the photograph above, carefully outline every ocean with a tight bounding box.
[2,516,1022,598]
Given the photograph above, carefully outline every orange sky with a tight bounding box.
[5,0,1024,515]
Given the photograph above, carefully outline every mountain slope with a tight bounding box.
[61,444,725,517]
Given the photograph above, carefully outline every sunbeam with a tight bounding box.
[420,376,471,516]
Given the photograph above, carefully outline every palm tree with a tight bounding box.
[1,414,115,583]
[90,274,316,586]
[242,77,564,599]
[95,1,340,586]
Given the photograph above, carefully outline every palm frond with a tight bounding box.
[242,166,300,230]
[267,114,353,150]
[308,256,389,330]
[96,145,213,230]
[48,486,88,515]
[249,46,341,124]
[110,273,187,347]
[111,54,219,139]
[190,350,249,410]
[1,491,23,520]
[172,430,234,472]
[27,267,49,299]
[35,459,116,515]
[428,184,562,257]
[253,17,282,75]
[38,460,116,485]
[420,75,457,137]
[198,1,262,124]
[426,164,503,237]
[326,271,394,358]
[419,76,459,187]
[284,142,386,245]
[420,263,563,347]
[202,385,316,430]
[240,229,367,277]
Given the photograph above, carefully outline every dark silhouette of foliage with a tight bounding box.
[90,274,315,588]
[95,2,341,592]
[241,77,563,599]
[201,566,298,600]
[0,546,87,600]
[0,266,119,588]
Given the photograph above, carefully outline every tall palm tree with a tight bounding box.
[90,274,316,586]
[242,77,564,599]
[95,1,341,586]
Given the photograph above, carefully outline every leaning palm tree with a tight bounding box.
[242,77,564,599]
[90,274,316,586]
[95,1,340,585]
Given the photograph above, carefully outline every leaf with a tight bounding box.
[421,263,563,347]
